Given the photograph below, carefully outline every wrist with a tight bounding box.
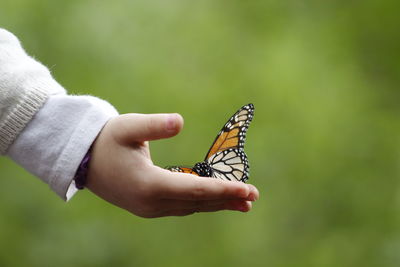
[74,149,91,189]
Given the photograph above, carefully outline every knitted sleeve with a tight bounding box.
[0,28,65,154]
[0,29,119,200]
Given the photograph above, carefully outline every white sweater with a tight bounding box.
[0,29,118,200]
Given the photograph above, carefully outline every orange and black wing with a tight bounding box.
[205,103,254,160]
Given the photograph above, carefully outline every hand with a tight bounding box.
[86,113,259,218]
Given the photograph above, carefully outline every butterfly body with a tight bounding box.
[168,103,254,183]
[193,161,213,177]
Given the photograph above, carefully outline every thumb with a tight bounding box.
[112,113,184,143]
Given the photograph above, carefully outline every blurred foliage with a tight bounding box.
[1,0,400,266]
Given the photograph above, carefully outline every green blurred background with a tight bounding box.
[1,0,400,266]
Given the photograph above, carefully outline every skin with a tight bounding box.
[86,113,259,218]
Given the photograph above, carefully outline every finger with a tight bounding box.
[155,168,253,201]
[159,200,252,217]
[156,199,232,211]
[247,184,260,201]
[225,200,252,212]
[114,113,184,143]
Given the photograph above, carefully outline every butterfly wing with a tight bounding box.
[207,148,250,182]
[205,103,254,160]
[205,103,254,182]
[166,166,199,176]
[167,103,254,181]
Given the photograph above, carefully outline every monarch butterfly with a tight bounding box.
[167,103,254,183]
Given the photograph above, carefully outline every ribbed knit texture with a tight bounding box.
[0,87,48,154]
[0,28,64,154]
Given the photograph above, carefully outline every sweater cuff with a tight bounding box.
[7,94,119,201]
[0,87,48,154]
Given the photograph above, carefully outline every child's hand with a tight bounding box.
[86,113,259,218]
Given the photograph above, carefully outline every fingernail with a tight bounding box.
[247,185,259,201]
[166,114,177,131]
